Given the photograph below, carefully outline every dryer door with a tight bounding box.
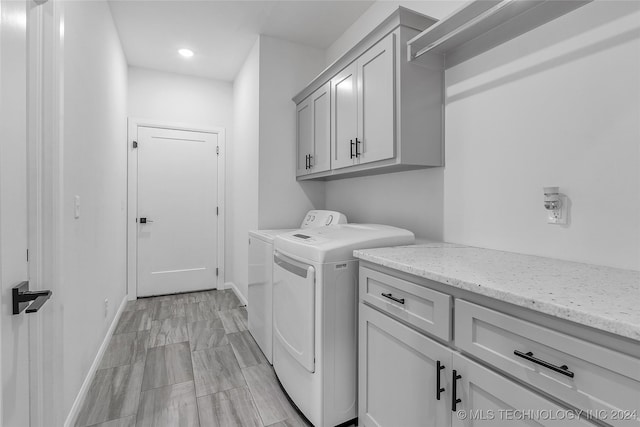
[273,251,315,373]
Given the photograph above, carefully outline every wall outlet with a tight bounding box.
[547,195,568,225]
[104,298,109,317]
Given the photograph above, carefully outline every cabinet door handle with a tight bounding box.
[452,370,461,411]
[381,292,404,304]
[350,140,355,159]
[436,360,445,401]
[308,154,313,168]
[355,137,361,157]
[514,350,574,378]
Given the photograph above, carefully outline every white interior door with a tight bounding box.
[1,0,31,424]
[137,126,219,297]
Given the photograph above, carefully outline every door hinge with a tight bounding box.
[216,268,219,277]
[216,146,219,155]
[132,141,138,149]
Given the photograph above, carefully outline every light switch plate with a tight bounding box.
[74,195,80,219]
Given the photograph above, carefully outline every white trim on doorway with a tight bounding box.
[27,0,66,425]
[127,118,226,301]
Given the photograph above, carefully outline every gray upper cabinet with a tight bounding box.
[331,33,396,170]
[293,7,444,181]
[296,97,312,176]
[296,82,331,177]
[330,63,358,170]
[356,33,395,167]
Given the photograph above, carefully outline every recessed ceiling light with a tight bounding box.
[178,48,194,58]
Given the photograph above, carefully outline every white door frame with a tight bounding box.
[127,118,226,300]
[26,0,65,425]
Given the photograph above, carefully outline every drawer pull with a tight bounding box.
[436,360,445,400]
[514,350,574,378]
[451,370,461,411]
[381,292,405,304]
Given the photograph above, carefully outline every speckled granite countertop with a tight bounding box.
[354,243,640,341]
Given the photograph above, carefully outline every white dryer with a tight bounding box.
[248,210,346,364]
[272,224,415,427]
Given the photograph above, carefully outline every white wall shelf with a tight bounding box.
[408,0,592,69]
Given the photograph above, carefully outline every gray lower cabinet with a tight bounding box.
[359,304,451,427]
[450,353,593,427]
[357,266,629,427]
[359,303,594,427]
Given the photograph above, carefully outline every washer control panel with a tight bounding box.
[300,210,347,229]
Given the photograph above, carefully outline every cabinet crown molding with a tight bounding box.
[292,6,437,105]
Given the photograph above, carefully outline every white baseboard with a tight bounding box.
[64,296,128,427]
[225,281,248,307]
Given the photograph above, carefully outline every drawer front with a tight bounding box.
[360,267,451,341]
[455,300,640,427]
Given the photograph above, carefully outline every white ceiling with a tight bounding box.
[108,0,375,82]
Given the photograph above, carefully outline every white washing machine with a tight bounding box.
[272,224,415,427]
[248,210,347,364]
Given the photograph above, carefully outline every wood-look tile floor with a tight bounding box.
[76,290,312,427]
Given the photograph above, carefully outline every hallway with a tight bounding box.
[75,290,310,427]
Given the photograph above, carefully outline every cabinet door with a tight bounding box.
[296,97,312,177]
[451,353,595,427]
[359,304,451,427]
[309,82,330,173]
[331,62,358,170]
[357,33,395,165]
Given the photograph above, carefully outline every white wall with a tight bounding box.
[444,1,640,270]
[324,1,459,240]
[326,169,444,239]
[128,66,233,130]
[326,0,640,270]
[229,39,260,300]
[258,35,326,229]
[227,35,326,302]
[62,0,129,415]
